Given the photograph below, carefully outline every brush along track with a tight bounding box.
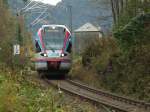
[45,79,150,112]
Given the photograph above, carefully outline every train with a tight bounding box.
[32,25,72,75]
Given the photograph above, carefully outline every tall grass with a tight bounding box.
[0,70,100,112]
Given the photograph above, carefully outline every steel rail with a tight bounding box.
[45,79,150,112]
[67,79,150,110]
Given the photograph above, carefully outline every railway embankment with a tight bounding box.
[0,70,108,112]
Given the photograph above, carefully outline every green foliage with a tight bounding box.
[0,72,59,112]
[82,38,119,73]
[104,41,150,101]
[0,0,33,70]
[0,71,99,112]
[114,14,150,52]
[70,59,103,88]
[105,14,150,101]
[114,0,150,28]
[0,0,16,67]
[70,37,120,89]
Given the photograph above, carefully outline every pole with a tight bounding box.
[68,5,72,33]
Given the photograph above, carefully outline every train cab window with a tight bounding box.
[65,30,72,53]
[42,27,65,50]
[35,41,41,53]
[66,38,72,53]
[64,28,66,34]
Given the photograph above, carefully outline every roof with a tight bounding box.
[41,24,71,33]
[75,23,101,32]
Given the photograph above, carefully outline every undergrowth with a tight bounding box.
[0,69,100,112]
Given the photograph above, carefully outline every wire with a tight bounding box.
[22,0,33,10]
[21,0,46,13]
[30,8,48,25]
[23,2,40,13]
[18,0,58,28]
[35,4,48,8]
[31,14,49,27]
[27,10,47,14]
[24,7,47,12]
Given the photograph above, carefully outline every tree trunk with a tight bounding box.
[110,0,117,24]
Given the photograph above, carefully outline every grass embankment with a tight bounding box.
[70,14,150,102]
[0,69,102,112]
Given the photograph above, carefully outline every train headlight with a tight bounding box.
[44,53,48,57]
[40,52,48,57]
[61,53,65,57]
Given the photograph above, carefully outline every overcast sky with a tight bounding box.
[32,0,62,6]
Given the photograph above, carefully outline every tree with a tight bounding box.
[0,0,33,69]
[0,0,16,67]
[110,0,150,25]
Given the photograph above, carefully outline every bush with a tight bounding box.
[82,37,119,74]
[114,13,150,52]
[104,13,150,101]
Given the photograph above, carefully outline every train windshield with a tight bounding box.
[42,27,65,50]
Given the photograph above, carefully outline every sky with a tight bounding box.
[32,0,62,6]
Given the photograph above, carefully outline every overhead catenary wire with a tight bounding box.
[23,0,44,9]
[20,0,46,14]
[32,13,49,24]
[22,0,34,10]
[26,10,47,14]
[23,6,49,14]
[30,8,49,26]
[24,7,47,12]
[18,0,59,27]
[31,14,49,27]
[23,2,41,13]
[29,4,56,26]
[35,4,48,8]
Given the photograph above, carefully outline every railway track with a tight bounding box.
[45,79,150,112]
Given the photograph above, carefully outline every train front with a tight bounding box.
[33,25,72,74]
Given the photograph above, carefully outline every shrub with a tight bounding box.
[114,13,150,52]
[82,37,119,74]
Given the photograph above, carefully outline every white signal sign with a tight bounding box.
[13,44,20,55]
